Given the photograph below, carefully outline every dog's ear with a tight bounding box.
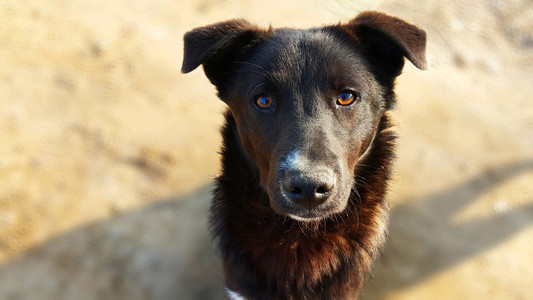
[339,11,427,83]
[181,20,269,97]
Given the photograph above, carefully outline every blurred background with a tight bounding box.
[0,0,532,299]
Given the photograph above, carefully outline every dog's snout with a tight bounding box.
[282,169,335,210]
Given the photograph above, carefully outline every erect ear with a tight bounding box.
[339,11,427,84]
[181,19,269,97]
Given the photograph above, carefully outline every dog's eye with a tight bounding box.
[337,91,358,106]
[254,95,274,110]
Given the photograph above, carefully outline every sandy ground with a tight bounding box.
[0,0,532,299]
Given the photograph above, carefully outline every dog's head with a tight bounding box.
[182,12,426,221]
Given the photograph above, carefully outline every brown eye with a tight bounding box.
[255,95,274,110]
[337,91,358,106]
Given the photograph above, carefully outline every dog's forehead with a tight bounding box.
[229,27,382,107]
[249,28,365,83]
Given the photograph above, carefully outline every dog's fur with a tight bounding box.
[182,11,426,299]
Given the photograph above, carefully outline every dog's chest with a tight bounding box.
[227,288,246,300]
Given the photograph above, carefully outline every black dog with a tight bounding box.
[182,11,426,299]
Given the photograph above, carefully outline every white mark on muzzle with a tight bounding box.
[281,150,306,171]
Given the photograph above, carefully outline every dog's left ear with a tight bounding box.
[338,11,427,84]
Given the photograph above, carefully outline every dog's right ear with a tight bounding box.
[181,20,269,97]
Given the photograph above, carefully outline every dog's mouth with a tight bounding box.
[268,189,351,222]
[287,211,329,222]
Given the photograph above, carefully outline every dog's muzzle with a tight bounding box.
[281,167,336,210]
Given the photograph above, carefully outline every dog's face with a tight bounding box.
[182,12,426,221]
[223,30,386,221]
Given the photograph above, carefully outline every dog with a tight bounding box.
[181,11,426,299]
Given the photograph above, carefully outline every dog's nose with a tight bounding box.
[282,169,335,210]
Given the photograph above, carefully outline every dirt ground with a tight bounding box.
[0,0,532,299]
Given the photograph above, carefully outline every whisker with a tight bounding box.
[234,61,268,72]
[298,221,309,238]
[249,82,266,99]
[228,69,268,77]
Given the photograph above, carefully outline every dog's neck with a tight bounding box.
[211,111,394,299]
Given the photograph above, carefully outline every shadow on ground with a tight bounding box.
[0,160,531,300]
[0,186,225,300]
[363,159,533,299]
